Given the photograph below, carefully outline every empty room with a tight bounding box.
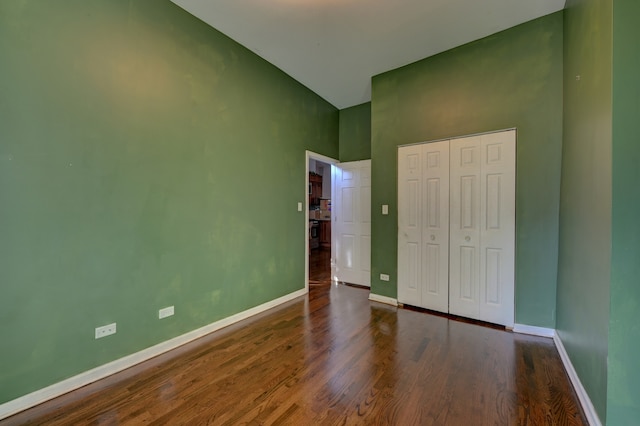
[1,0,638,425]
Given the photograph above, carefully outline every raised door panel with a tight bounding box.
[420,141,449,312]
[398,146,422,305]
[449,136,481,320]
[341,186,355,224]
[360,234,371,281]
[359,160,372,286]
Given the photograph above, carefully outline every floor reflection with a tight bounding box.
[4,251,586,425]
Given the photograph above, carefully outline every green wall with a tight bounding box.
[370,13,564,327]
[339,102,371,161]
[608,0,640,422]
[0,0,337,404]
[556,0,612,420]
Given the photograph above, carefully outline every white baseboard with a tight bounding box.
[553,333,602,426]
[513,323,556,338]
[368,293,398,306]
[0,288,308,421]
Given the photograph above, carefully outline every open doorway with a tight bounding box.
[306,153,335,288]
[304,152,372,291]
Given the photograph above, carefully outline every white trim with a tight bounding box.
[397,127,518,149]
[305,150,339,293]
[306,150,338,166]
[553,334,602,426]
[368,293,399,307]
[513,323,556,338]
[0,288,308,421]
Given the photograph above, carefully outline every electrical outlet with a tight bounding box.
[382,205,389,215]
[297,202,303,212]
[159,306,175,319]
[380,273,390,281]
[95,323,116,339]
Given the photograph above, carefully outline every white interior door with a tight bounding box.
[332,160,371,287]
[421,142,450,312]
[478,131,516,326]
[449,131,516,326]
[398,145,423,304]
[398,142,450,312]
[449,136,482,320]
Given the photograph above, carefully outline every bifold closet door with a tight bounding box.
[398,130,515,326]
[398,141,449,312]
[398,145,422,305]
[449,131,515,325]
[449,136,482,319]
[478,131,515,326]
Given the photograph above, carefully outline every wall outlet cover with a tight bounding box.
[95,323,116,339]
[380,273,390,281]
[159,306,175,319]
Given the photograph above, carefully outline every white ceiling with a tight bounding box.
[171,0,565,109]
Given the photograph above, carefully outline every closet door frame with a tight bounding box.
[397,129,516,327]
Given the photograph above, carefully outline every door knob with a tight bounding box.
[465,236,471,242]
[430,235,436,241]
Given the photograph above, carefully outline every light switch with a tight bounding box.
[382,205,389,215]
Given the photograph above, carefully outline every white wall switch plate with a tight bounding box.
[382,205,389,215]
[95,323,116,339]
[380,273,390,281]
[297,202,303,212]
[159,306,175,319]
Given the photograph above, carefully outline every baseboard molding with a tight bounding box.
[368,293,398,307]
[1,291,603,426]
[553,334,602,426]
[513,323,556,338]
[0,288,308,421]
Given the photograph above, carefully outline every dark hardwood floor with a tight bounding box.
[309,246,332,285]
[2,248,586,425]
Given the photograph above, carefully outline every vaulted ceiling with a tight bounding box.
[171,0,566,109]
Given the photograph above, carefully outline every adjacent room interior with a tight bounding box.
[1,0,638,424]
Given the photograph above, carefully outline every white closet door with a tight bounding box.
[398,142,449,312]
[449,131,516,326]
[420,142,450,312]
[333,160,371,287]
[449,136,482,320]
[398,130,515,327]
[479,131,515,326]
[398,145,422,305]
